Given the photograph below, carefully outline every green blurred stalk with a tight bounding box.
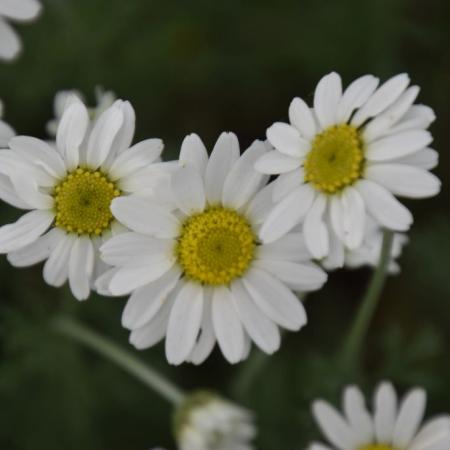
[53,315,185,406]
[340,230,394,368]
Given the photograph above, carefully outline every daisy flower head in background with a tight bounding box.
[174,391,256,450]
[322,218,408,274]
[46,87,117,138]
[100,132,328,365]
[309,381,450,450]
[0,95,170,300]
[255,72,440,265]
[0,98,15,147]
[0,0,41,61]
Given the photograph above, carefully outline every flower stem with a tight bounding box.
[340,230,394,369]
[53,315,185,406]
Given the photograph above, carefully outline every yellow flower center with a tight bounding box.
[359,445,398,450]
[176,207,256,285]
[54,168,121,235]
[304,124,364,194]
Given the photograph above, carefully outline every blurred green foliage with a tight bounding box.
[1,0,450,449]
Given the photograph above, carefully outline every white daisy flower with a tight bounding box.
[0,95,170,300]
[0,0,41,61]
[100,132,327,364]
[322,218,408,273]
[309,381,450,450]
[0,98,15,147]
[174,391,256,450]
[46,87,116,137]
[255,72,441,263]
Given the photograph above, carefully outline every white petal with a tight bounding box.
[0,18,20,61]
[392,388,426,448]
[188,289,216,365]
[391,148,438,170]
[166,282,204,365]
[352,73,410,127]
[365,164,440,198]
[0,209,53,253]
[321,227,345,270]
[0,119,15,147]
[356,179,413,231]
[366,130,432,162]
[289,97,317,139]
[109,257,175,296]
[340,187,365,249]
[211,286,245,364]
[336,75,379,123]
[100,232,173,267]
[56,99,89,170]
[410,417,450,450]
[108,139,163,180]
[272,168,304,202]
[222,139,268,209]
[260,184,315,243]
[171,165,206,214]
[314,72,342,129]
[129,293,174,350]
[303,194,329,258]
[343,386,374,445]
[374,381,398,443]
[86,105,124,169]
[242,268,307,331]
[179,133,208,175]
[266,122,310,157]
[231,280,281,354]
[68,236,95,301]
[0,0,41,20]
[388,104,435,135]
[312,400,358,450]
[7,228,63,267]
[94,267,120,296]
[204,132,240,204]
[307,443,334,450]
[363,86,420,142]
[121,266,181,329]
[257,233,311,262]
[111,196,180,238]
[43,234,76,287]
[245,182,275,225]
[254,259,327,292]
[109,100,136,155]
[0,173,31,209]
[254,150,301,174]
[9,136,66,179]
[9,173,53,209]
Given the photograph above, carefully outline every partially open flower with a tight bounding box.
[174,391,256,450]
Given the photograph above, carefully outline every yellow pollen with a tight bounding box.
[359,445,399,450]
[176,207,256,285]
[53,168,120,236]
[304,124,364,194]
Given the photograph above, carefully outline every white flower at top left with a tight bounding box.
[0,95,170,300]
[0,0,42,61]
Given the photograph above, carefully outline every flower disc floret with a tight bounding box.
[54,168,120,235]
[176,207,256,285]
[304,124,364,194]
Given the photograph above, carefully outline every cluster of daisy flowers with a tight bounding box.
[0,71,444,450]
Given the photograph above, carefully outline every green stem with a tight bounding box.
[53,315,185,406]
[340,230,394,368]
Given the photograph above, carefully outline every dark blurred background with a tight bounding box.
[0,0,449,449]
